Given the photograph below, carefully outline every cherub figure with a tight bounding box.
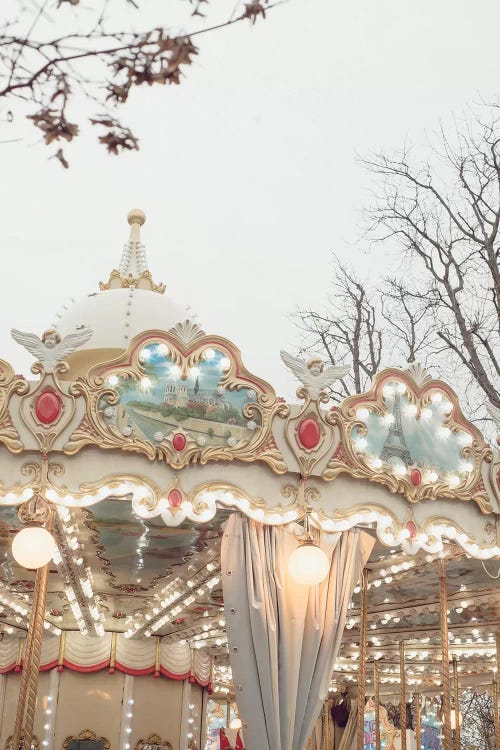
[11,326,93,372]
[280,351,350,398]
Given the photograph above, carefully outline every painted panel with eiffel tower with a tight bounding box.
[323,366,493,512]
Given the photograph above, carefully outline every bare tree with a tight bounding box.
[0,0,278,165]
[460,688,495,750]
[296,106,500,430]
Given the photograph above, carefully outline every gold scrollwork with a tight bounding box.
[134,735,173,750]
[63,330,288,473]
[62,731,110,750]
[0,359,29,453]
[322,368,493,513]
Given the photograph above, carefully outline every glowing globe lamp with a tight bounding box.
[288,541,329,585]
[12,527,56,569]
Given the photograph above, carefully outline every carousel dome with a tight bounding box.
[54,209,195,375]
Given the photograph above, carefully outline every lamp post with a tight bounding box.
[11,495,55,750]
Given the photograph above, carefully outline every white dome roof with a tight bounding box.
[54,209,195,354]
[55,287,192,350]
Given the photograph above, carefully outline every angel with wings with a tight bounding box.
[11,327,93,372]
[280,351,350,398]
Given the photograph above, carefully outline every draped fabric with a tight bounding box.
[0,633,210,684]
[222,516,374,750]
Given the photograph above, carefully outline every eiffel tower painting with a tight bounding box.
[380,390,413,465]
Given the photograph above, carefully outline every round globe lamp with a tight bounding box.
[12,526,56,569]
[288,541,329,585]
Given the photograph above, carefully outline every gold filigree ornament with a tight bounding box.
[0,359,29,452]
[135,735,173,750]
[285,387,336,477]
[63,730,110,750]
[63,330,288,472]
[322,368,493,513]
[19,371,77,453]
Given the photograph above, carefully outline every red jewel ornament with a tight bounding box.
[406,521,417,540]
[35,390,62,424]
[172,432,186,451]
[297,418,321,449]
[168,488,183,508]
[410,468,422,486]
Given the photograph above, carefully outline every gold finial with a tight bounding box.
[99,208,165,294]
[127,208,146,227]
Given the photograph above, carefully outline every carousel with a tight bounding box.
[0,209,498,750]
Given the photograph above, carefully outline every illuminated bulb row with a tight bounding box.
[122,695,134,750]
[125,554,220,638]
[143,575,221,638]
[0,487,33,506]
[187,701,197,749]
[55,509,103,636]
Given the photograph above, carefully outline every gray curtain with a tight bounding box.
[221,515,374,750]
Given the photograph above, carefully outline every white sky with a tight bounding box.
[2,0,500,400]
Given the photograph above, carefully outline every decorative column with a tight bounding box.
[452,658,460,750]
[119,674,134,750]
[42,667,60,750]
[12,494,54,750]
[374,661,380,750]
[438,558,452,750]
[356,570,368,750]
[180,678,192,750]
[399,641,406,750]
[322,699,330,750]
[414,693,421,750]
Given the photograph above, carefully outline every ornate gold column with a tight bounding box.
[374,661,381,750]
[12,496,53,750]
[399,641,406,750]
[322,699,330,750]
[452,657,460,750]
[356,570,368,750]
[415,693,421,750]
[439,558,452,750]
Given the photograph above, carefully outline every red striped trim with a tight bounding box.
[62,659,110,673]
[0,663,17,674]
[0,660,209,683]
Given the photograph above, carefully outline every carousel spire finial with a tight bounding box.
[99,208,165,293]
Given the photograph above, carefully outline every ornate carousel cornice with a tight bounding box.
[0,211,498,562]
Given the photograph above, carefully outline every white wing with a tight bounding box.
[11,329,47,361]
[280,350,309,383]
[487,402,500,431]
[52,328,93,361]
[319,363,351,388]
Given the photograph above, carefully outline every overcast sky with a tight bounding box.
[2,0,500,400]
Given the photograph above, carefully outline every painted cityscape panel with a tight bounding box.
[100,344,260,448]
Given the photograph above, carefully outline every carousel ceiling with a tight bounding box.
[0,208,499,698]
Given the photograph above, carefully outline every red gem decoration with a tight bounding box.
[297,418,321,449]
[406,521,417,539]
[168,488,183,508]
[35,390,61,424]
[172,432,186,451]
[410,468,422,486]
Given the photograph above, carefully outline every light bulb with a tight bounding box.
[12,527,56,569]
[288,542,329,585]
[230,719,242,730]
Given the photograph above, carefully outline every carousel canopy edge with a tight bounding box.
[0,210,498,559]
